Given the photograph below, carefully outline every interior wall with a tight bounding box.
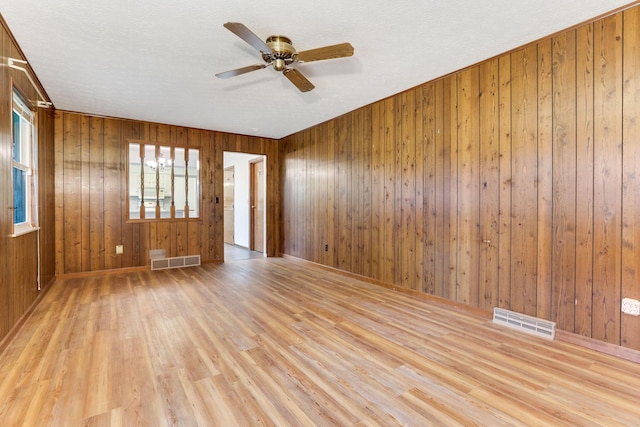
[54,112,280,275]
[223,152,266,248]
[281,6,640,351]
[0,18,56,344]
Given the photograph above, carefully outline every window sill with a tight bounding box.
[11,226,40,238]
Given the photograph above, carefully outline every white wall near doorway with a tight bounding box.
[223,152,265,249]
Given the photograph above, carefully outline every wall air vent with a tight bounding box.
[493,307,556,340]
[150,254,201,271]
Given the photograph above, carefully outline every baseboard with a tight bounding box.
[56,265,150,279]
[555,330,640,364]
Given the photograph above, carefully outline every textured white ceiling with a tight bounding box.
[1,1,636,139]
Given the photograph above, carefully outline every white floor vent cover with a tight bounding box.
[151,254,201,271]
[493,308,556,340]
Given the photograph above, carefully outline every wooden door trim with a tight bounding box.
[223,166,235,245]
[249,158,265,252]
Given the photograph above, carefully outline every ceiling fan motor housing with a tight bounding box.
[263,35,297,71]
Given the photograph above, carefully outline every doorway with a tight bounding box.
[222,152,266,257]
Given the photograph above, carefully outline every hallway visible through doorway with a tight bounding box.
[223,152,266,257]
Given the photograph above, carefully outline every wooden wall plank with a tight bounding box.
[551,31,577,330]
[456,67,480,305]
[281,137,292,257]
[103,118,123,270]
[444,76,457,301]
[289,133,299,257]
[54,113,66,276]
[400,90,416,289]
[89,117,105,272]
[509,45,538,317]
[621,7,640,349]
[536,38,554,322]
[574,22,595,338]
[382,98,395,284]
[422,82,436,295]
[336,115,352,272]
[266,138,281,258]
[326,122,336,267]
[200,132,212,260]
[121,120,142,267]
[80,115,91,271]
[362,106,373,279]
[302,130,311,261]
[478,59,500,311]
[39,108,57,287]
[310,129,319,263]
[393,95,404,287]
[298,131,307,259]
[498,55,512,310]
[433,80,446,298]
[352,110,363,275]
[317,125,329,266]
[414,86,425,291]
[156,222,171,256]
[592,14,623,345]
[371,102,384,279]
[63,113,82,272]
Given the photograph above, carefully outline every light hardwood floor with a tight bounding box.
[1,257,639,426]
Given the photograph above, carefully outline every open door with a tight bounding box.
[250,159,265,253]
[223,166,235,245]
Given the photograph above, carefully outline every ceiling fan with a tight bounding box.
[215,22,354,92]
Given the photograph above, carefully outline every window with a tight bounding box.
[128,142,200,220]
[12,88,38,236]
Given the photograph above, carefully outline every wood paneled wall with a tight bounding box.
[54,113,281,275]
[0,18,56,344]
[281,6,640,350]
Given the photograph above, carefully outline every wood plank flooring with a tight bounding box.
[224,244,263,261]
[1,257,639,426]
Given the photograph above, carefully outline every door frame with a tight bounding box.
[223,165,235,245]
[249,158,265,252]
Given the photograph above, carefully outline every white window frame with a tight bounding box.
[11,87,39,237]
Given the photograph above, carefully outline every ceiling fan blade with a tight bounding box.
[297,42,354,63]
[283,68,315,92]
[215,64,267,79]
[223,22,272,54]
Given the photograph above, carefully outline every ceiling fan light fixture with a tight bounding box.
[273,58,286,71]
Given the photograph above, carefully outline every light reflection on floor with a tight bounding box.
[224,244,263,261]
